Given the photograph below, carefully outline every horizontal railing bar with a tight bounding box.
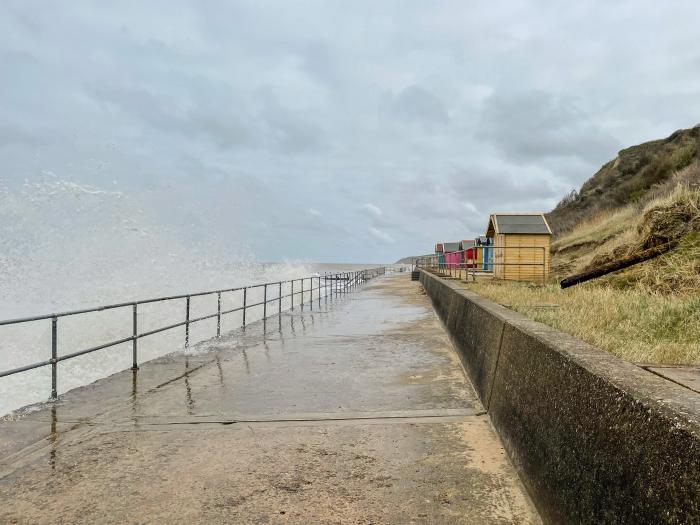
[0,358,53,378]
[137,320,189,339]
[220,305,245,316]
[0,275,336,326]
[247,300,266,308]
[435,263,545,267]
[184,311,221,325]
[56,335,136,363]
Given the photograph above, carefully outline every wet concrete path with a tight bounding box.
[0,275,539,524]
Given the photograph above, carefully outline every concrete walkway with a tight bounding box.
[0,275,539,524]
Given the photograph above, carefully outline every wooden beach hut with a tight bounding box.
[443,242,461,268]
[486,213,552,281]
[475,236,492,270]
[459,239,476,268]
[435,243,445,267]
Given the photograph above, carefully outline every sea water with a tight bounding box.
[0,175,376,416]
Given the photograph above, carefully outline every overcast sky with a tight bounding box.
[2,1,699,263]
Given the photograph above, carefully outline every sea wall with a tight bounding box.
[420,270,700,524]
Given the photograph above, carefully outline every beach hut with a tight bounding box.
[443,242,461,268]
[475,236,492,271]
[443,242,460,253]
[486,213,551,281]
[435,243,445,267]
[459,239,476,268]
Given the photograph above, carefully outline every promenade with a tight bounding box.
[0,275,538,524]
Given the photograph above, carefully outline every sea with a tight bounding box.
[0,176,387,416]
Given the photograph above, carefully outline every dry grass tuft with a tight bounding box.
[466,280,700,365]
[636,183,700,250]
[553,171,700,295]
[604,233,700,295]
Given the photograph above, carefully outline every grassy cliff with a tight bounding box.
[547,125,700,234]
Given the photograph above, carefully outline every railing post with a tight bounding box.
[310,277,313,310]
[132,304,138,370]
[278,282,282,316]
[50,316,58,400]
[542,246,546,286]
[185,296,190,347]
[263,284,267,320]
[317,277,321,306]
[291,280,294,310]
[324,275,328,302]
[242,288,247,327]
[301,278,304,309]
[216,292,222,337]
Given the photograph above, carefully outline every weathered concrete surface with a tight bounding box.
[420,270,700,524]
[0,275,539,524]
[645,366,700,394]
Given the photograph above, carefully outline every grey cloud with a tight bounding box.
[88,81,325,154]
[448,166,562,205]
[381,85,449,128]
[258,93,327,154]
[368,226,395,244]
[0,122,44,148]
[477,90,620,166]
[2,1,699,264]
[89,84,187,135]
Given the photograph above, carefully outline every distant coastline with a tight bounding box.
[394,255,432,264]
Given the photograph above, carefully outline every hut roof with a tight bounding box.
[460,239,475,250]
[435,243,444,253]
[443,241,461,253]
[486,213,552,236]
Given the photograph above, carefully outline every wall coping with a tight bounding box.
[422,271,700,429]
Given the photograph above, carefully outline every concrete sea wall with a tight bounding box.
[420,270,700,524]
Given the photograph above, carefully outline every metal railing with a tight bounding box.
[0,267,386,400]
[415,246,547,285]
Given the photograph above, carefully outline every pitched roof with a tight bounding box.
[460,239,475,249]
[443,242,461,252]
[487,213,552,235]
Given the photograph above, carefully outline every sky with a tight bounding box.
[1,1,699,263]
